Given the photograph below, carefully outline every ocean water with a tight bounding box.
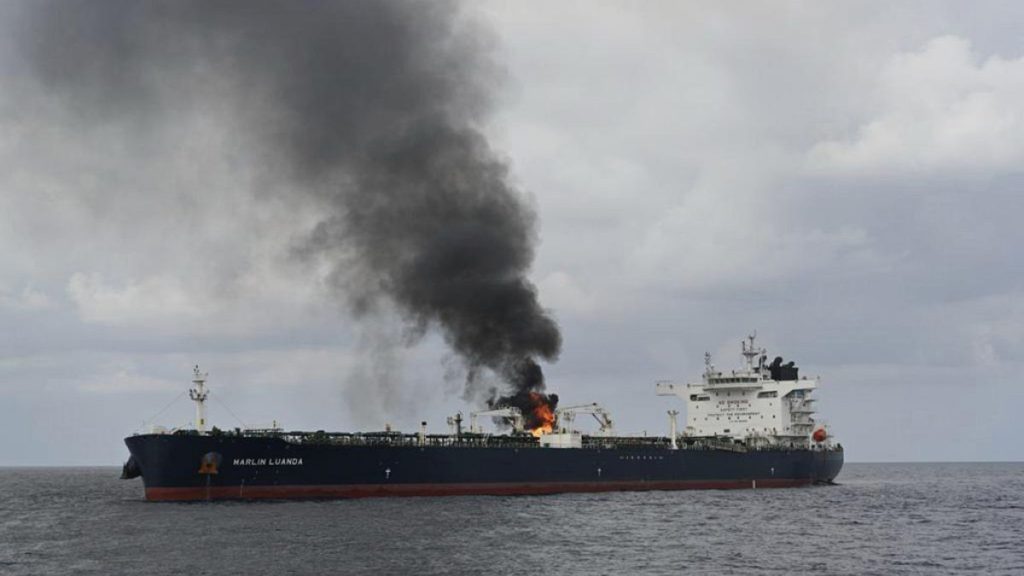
[0,463,1022,575]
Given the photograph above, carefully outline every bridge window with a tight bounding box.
[757,391,778,398]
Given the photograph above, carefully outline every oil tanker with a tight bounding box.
[121,335,843,500]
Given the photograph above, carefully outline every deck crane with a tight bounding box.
[555,403,615,436]
[469,407,524,434]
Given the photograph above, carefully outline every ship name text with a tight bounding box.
[232,458,304,466]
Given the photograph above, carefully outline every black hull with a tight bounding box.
[125,434,843,501]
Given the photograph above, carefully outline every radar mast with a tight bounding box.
[741,332,765,372]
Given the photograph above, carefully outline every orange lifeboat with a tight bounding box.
[812,427,828,443]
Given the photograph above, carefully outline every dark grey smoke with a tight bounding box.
[15,0,560,409]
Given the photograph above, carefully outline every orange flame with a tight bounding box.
[527,391,555,437]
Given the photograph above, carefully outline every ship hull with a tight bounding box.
[125,434,844,501]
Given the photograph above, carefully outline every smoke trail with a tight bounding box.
[14,0,561,415]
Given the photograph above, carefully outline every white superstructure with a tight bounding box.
[657,334,830,448]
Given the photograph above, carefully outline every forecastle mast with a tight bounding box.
[188,365,209,433]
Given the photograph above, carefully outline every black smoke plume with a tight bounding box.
[15,1,560,411]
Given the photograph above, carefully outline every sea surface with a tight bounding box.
[0,462,1022,575]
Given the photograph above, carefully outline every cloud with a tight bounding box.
[67,272,208,326]
[808,35,1024,174]
[76,367,181,394]
[538,271,596,316]
[628,162,886,295]
[950,291,1024,365]
[0,284,51,312]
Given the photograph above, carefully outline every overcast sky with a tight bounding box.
[2,1,1023,465]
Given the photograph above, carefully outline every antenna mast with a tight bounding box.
[742,332,763,371]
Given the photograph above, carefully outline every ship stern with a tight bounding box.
[814,447,844,484]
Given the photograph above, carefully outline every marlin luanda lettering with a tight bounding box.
[232,458,304,466]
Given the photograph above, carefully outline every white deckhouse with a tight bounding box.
[657,334,829,447]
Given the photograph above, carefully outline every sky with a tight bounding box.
[2,1,1023,465]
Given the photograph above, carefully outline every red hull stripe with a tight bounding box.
[146,478,813,501]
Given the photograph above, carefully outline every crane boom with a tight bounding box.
[555,403,614,436]
[469,407,524,433]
